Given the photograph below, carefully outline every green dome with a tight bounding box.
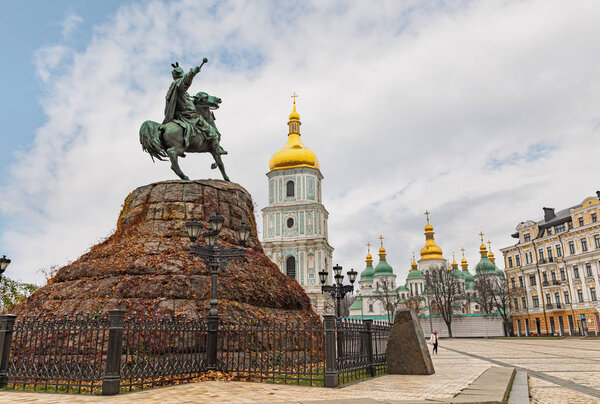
[360,264,375,282]
[453,268,467,279]
[475,257,497,275]
[406,269,424,280]
[396,284,409,292]
[462,269,475,283]
[374,259,394,276]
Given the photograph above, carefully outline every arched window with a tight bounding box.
[286,256,296,279]
[286,181,295,197]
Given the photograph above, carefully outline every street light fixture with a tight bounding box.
[319,264,357,318]
[185,214,249,370]
[0,255,11,279]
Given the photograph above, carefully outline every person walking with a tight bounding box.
[429,330,439,354]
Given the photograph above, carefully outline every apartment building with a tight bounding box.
[501,192,600,336]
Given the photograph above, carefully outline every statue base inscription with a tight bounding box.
[386,308,435,375]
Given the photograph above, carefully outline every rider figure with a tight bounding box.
[163,63,226,155]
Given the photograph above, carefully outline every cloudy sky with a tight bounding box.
[1,0,599,284]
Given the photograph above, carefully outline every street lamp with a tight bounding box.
[0,255,10,280]
[185,214,250,370]
[319,264,357,318]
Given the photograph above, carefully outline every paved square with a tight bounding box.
[0,338,598,403]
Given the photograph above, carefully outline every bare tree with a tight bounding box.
[403,294,424,317]
[474,274,512,336]
[473,274,496,314]
[372,278,402,322]
[424,266,463,337]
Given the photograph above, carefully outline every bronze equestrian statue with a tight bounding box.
[139,59,230,181]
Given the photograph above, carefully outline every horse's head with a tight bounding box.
[193,92,221,110]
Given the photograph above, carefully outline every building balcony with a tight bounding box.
[542,280,549,287]
[556,303,562,309]
[551,279,561,286]
[546,303,553,309]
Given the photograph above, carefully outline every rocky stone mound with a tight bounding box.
[11,180,319,325]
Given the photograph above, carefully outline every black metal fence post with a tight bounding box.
[0,314,17,388]
[364,319,375,377]
[207,314,219,370]
[323,314,338,387]
[102,310,126,395]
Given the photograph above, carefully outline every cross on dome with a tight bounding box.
[424,210,430,224]
[479,232,485,243]
[379,235,384,247]
[291,92,298,104]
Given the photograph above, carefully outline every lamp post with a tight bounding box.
[319,264,357,318]
[0,256,10,280]
[185,215,251,370]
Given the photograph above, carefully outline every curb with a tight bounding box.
[446,366,515,403]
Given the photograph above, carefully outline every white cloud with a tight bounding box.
[2,0,600,284]
[61,12,83,39]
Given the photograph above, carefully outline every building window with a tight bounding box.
[286,256,296,279]
[542,272,548,283]
[577,289,584,303]
[513,298,519,310]
[546,294,552,305]
[286,180,294,197]
[529,274,537,286]
[547,247,553,262]
[519,276,524,287]
[551,270,556,281]
[507,257,513,268]
[564,291,570,304]
[560,268,566,281]
[591,288,597,301]
[581,238,588,252]
[593,213,598,223]
[515,255,521,266]
[574,266,580,279]
[511,278,516,289]
[532,296,539,308]
[586,263,593,277]
[547,227,553,235]
[555,224,565,233]
[286,217,294,228]
[525,252,530,264]
[595,235,600,249]
[579,217,584,226]
[568,221,573,230]
[521,297,527,309]
[368,304,373,312]
[524,233,531,242]
[569,241,576,255]
[556,244,562,257]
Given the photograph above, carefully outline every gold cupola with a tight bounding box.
[410,252,418,271]
[487,240,496,264]
[451,253,458,270]
[461,248,468,271]
[419,211,444,260]
[269,93,320,171]
[479,232,488,258]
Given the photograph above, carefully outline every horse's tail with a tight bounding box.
[139,120,168,162]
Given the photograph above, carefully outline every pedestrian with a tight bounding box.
[429,330,439,354]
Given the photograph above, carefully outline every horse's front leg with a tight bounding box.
[167,147,189,180]
[211,152,230,182]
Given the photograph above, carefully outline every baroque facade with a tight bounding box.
[261,98,333,315]
[501,192,600,336]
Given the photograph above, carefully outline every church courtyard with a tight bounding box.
[1,338,598,403]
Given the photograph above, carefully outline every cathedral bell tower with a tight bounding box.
[261,94,334,315]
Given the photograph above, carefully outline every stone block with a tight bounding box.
[386,308,435,375]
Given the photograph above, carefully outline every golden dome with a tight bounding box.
[410,253,418,271]
[269,96,320,171]
[366,243,373,266]
[487,241,496,264]
[479,232,488,258]
[452,254,458,270]
[461,248,468,270]
[378,235,386,260]
[420,215,444,260]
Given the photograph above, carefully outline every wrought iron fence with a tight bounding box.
[0,312,392,395]
[218,317,325,386]
[3,314,109,394]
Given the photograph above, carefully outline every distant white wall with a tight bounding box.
[419,315,505,338]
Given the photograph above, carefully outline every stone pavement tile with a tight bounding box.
[529,376,598,404]
[508,370,529,404]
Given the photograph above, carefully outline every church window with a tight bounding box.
[287,218,294,228]
[286,256,296,279]
[286,181,295,197]
[368,304,373,312]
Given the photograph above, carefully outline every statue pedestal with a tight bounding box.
[386,308,435,375]
[12,180,319,327]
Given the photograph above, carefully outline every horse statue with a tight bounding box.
[139,60,230,182]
